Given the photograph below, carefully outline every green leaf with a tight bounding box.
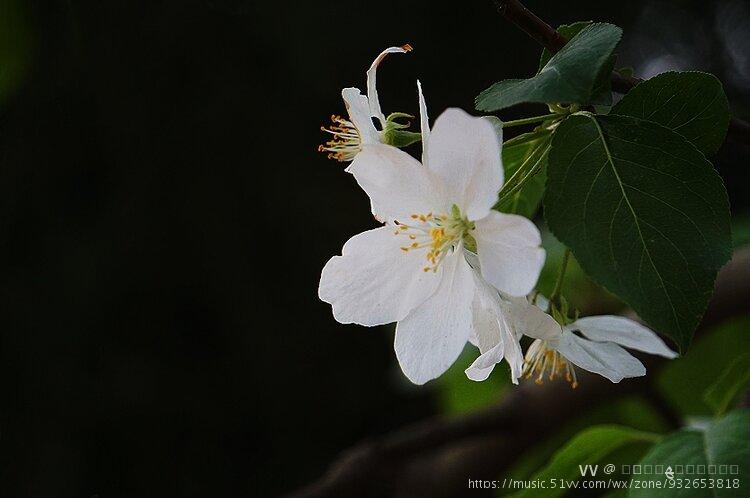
[590,55,616,106]
[544,114,732,351]
[476,23,622,112]
[503,395,674,489]
[538,21,593,70]
[704,353,750,416]
[630,410,750,497]
[611,71,730,156]
[536,228,623,315]
[510,425,660,498]
[537,21,615,107]
[658,315,750,416]
[497,132,549,218]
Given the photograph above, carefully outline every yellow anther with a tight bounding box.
[523,340,579,389]
[394,208,473,273]
[319,114,363,162]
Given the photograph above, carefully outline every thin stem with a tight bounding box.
[494,142,550,209]
[503,128,551,148]
[549,248,571,305]
[495,141,546,202]
[502,113,559,128]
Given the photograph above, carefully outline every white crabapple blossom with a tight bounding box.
[319,107,546,384]
[470,295,678,386]
[465,288,560,384]
[318,45,414,162]
[522,314,677,386]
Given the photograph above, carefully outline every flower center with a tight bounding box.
[394,205,475,272]
[319,115,362,162]
[522,339,578,388]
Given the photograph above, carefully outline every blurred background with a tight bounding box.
[1,0,749,496]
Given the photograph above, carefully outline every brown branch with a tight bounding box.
[495,0,750,145]
[287,247,750,498]
[494,0,567,53]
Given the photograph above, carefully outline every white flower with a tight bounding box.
[522,314,677,386]
[466,288,560,385]
[319,108,546,384]
[319,45,413,162]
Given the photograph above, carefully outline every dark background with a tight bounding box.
[1,0,748,496]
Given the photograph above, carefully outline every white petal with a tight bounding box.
[501,328,523,384]
[395,250,475,384]
[504,294,561,342]
[465,273,525,383]
[319,226,440,326]
[571,316,678,359]
[500,294,556,381]
[366,45,412,125]
[470,270,502,352]
[346,143,449,222]
[534,293,550,312]
[556,331,646,383]
[467,331,480,348]
[466,323,524,384]
[468,255,556,343]
[341,87,380,145]
[475,211,545,297]
[417,79,430,161]
[424,108,503,220]
[466,341,505,382]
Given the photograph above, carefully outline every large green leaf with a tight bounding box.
[476,23,622,112]
[511,425,660,498]
[504,396,672,489]
[704,353,750,416]
[537,228,623,315]
[611,71,730,156]
[544,114,732,351]
[538,21,593,70]
[658,315,750,416]
[630,410,750,497]
[537,21,615,107]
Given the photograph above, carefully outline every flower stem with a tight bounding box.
[549,248,571,305]
[498,141,546,195]
[494,141,550,209]
[503,128,551,148]
[501,113,560,128]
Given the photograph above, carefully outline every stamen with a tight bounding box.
[394,208,474,272]
[319,115,362,162]
[522,340,579,389]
